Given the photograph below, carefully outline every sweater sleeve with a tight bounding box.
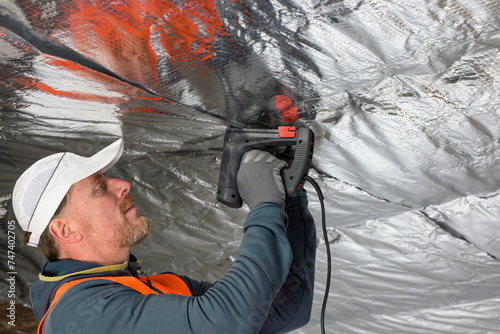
[175,192,316,334]
[43,204,293,334]
[259,191,317,333]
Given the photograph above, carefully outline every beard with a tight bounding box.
[112,195,151,248]
[120,215,151,247]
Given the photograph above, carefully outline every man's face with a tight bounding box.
[64,171,150,249]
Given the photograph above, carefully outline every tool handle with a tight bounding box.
[217,127,314,208]
[282,128,314,197]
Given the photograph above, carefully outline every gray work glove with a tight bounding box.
[237,150,288,210]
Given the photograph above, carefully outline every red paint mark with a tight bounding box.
[16,1,306,122]
[24,0,231,84]
[32,78,128,104]
[43,55,126,87]
[0,28,39,55]
[124,107,158,114]
[4,55,129,105]
[275,94,300,123]
[134,96,167,102]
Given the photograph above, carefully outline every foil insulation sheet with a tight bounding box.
[1,0,500,333]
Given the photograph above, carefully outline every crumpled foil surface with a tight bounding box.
[1,0,500,333]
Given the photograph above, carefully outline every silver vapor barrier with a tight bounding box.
[1,0,500,332]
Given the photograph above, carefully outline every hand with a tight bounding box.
[237,150,288,210]
[276,146,295,166]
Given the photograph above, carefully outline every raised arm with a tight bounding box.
[259,191,317,333]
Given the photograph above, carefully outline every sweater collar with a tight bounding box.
[39,254,141,282]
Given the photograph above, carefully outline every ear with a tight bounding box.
[49,218,83,244]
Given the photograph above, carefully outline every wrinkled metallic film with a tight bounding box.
[1,0,500,333]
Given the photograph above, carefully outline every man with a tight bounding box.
[12,138,316,333]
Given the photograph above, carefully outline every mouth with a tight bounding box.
[124,203,135,214]
[121,195,136,215]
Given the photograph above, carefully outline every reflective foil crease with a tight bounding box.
[1,0,500,333]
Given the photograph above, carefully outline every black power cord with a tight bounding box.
[304,175,331,334]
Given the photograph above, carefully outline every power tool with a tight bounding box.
[217,126,315,208]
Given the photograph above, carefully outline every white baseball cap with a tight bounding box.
[12,139,124,247]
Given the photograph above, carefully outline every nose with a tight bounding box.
[110,178,131,198]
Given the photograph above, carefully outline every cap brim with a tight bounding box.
[82,138,125,176]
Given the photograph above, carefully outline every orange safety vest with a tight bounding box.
[38,274,192,334]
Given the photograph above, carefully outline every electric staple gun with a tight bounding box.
[217,126,315,208]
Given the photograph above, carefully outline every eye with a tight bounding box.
[95,182,106,194]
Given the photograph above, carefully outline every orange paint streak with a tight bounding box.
[275,94,300,123]
[43,55,125,87]
[17,1,306,121]
[0,28,39,56]
[39,55,138,103]
[47,0,229,86]
[32,79,127,104]
[134,96,167,102]
[124,107,158,114]
[7,56,129,105]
